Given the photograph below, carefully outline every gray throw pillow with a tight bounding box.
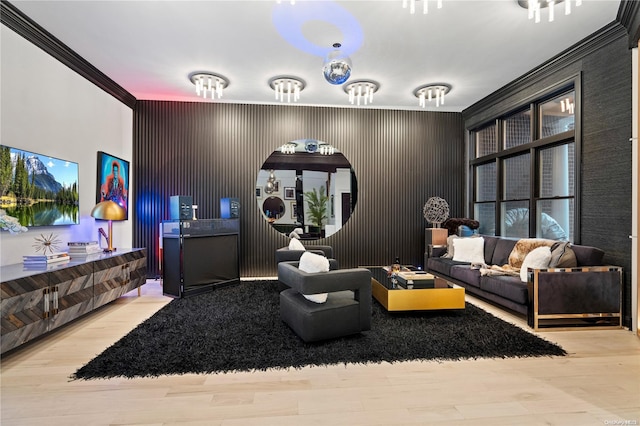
[549,241,577,268]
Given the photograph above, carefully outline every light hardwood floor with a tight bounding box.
[1,280,639,426]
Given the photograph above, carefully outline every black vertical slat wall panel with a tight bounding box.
[134,102,464,277]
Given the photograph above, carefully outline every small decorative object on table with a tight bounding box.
[23,251,69,265]
[423,196,450,228]
[32,233,62,255]
[68,241,102,256]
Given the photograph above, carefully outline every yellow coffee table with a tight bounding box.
[367,267,465,312]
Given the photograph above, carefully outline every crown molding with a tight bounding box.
[462,22,627,122]
[617,0,640,48]
[1,0,136,108]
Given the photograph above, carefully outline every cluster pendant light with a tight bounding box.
[560,97,575,114]
[519,0,582,23]
[344,80,379,106]
[403,0,443,15]
[280,143,297,154]
[269,77,305,103]
[414,84,451,108]
[189,72,228,100]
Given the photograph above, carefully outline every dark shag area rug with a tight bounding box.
[72,281,566,380]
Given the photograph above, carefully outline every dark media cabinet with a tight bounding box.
[0,248,147,354]
[162,219,240,298]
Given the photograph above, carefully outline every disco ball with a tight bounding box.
[322,44,352,85]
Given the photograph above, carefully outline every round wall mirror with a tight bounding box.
[256,139,357,240]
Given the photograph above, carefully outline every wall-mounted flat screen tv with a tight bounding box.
[0,145,79,227]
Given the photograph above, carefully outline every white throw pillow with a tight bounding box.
[288,230,300,239]
[519,246,552,282]
[288,238,305,251]
[442,235,459,258]
[452,237,485,264]
[298,251,329,303]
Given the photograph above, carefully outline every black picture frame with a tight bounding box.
[284,187,295,199]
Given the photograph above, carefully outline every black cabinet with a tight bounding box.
[162,219,240,298]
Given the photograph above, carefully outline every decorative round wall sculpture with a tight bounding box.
[423,197,449,227]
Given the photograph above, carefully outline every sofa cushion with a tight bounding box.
[490,238,519,266]
[480,275,529,305]
[571,244,604,266]
[427,257,469,276]
[449,265,481,288]
[452,237,485,263]
[519,246,552,282]
[482,236,500,265]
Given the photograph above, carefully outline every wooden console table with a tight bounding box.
[0,248,147,354]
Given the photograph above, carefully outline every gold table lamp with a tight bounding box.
[91,200,126,252]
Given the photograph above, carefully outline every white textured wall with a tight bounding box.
[0,27,133,266]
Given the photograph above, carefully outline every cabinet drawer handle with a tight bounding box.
[43,288,50,319]
[52,286,59,315]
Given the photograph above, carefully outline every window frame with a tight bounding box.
[469,76,581,243]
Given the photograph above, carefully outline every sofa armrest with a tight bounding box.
[527,266,622,330]
[428,245,447,258]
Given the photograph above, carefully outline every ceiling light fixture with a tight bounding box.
[189,72,229,100]
[518,0,581,23]
[319,144,335,155]
[343,80,379,106]
[560,97,575,114]
[269,76,305,103]
[323,43,352,85]
[276,0,295,4]
[402,0,443,15]
[280,143,297,154]
[414,83,451,108]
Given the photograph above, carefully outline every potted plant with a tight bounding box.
[304,186,329,235]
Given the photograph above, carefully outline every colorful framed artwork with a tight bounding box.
[96,151,129,219]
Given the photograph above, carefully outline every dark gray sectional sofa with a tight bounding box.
[426,235,622,329]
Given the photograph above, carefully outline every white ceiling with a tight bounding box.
[10,0,621,112]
